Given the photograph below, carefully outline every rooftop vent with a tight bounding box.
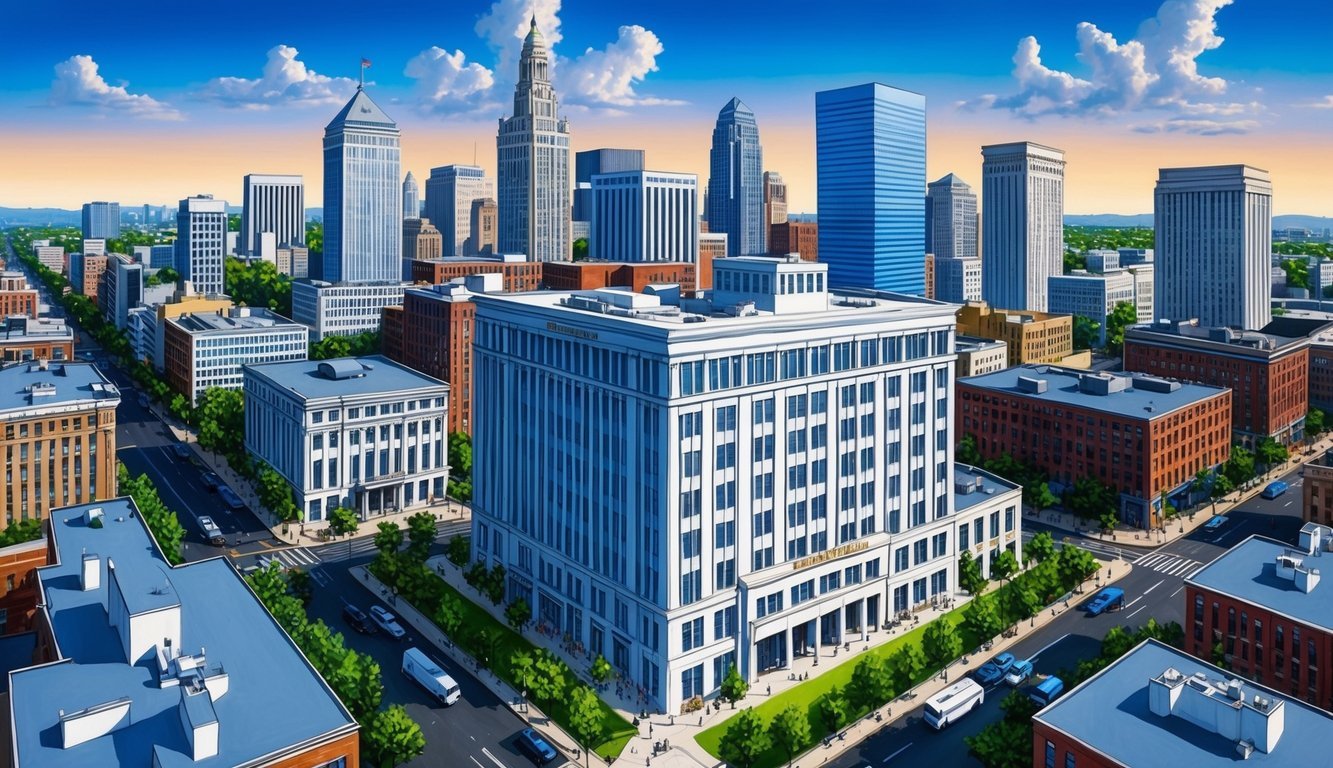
[1016,375,1047,394]
[1078,372,1129,396]
[317,359,367,380]
[1134,376,1181,394]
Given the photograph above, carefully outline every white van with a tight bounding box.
[923,678,985,729]
[402,647,460,706]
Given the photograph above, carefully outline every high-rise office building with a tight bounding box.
[497,19,571,262]
[403,171,420,220]
[590,171,698,263]
[980,142,1065,312]
[81,202,120,240]
[175,195,227,295]
[403,218,443,275]
[926,174,978,261]
[763,171,787,226]
[574,149,646,223]
[815,83,926,292]
[241,174,304,258]
[322,85,402,283]
[706,99,765,256]
[468,198,497,257]
[934,256,983,304]
[1154,165,1272,330]
[425,165,493,257]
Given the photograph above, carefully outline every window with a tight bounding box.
[714,607,737,640]
[682,617,705,651]
[894,546,909,572]
[914,540,928,565]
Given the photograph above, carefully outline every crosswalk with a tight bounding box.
[1132,551,1203,578]
[265,547,322,569]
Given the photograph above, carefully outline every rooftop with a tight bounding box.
[0,316,72,342]
[0,361,119,413]
[9,499,356,768]
[955,335,1006,353]
[1128,319,1311,355]
[1035,639,1330,767]
[953,464,1021,512]
[244,354,447,401]
[1187,531,1333,633]
[168,307,306,335]
[958,365,1228,420]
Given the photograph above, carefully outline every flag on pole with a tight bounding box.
[361,58,372,68]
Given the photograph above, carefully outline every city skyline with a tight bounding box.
[4,0,1332,216]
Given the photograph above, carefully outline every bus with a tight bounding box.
[923,678,985,729]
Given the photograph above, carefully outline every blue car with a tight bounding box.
[515,728,557,764]
[1086,586,1126,616]
[974,652,1015,686]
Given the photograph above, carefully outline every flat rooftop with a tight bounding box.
[1035,639,1331,767]
[0,361,119,412]
[1128,320,1310,355]
[169,307,304,334]
[244,354,446,401]
[9,499,355,768]
[0,318,72,342]
[953,464,1021,512]
[958,365,1227,420]
[1187,534,1333,633]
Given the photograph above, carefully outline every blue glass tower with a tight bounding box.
[816,83,926,292]
[323,86,402,283]
[707,98,765,256]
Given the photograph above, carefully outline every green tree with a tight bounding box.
[1281,257,1311,290]
[404,511,436,563]
[818,687,850,734]
[445,534,471,567]
[195,386,245,460]
[1055,545,1100,589]
[504,597,531,632]
[434,593,463,637]
[965,690,1039,768]
[1029,481,1058,511]
[1308,408,1327,437]
[0,518,42,547]
[718,708,771,768]
[511,651,535,694]
[257,462,300,525]
[567,685,605,767]
[1255,437,1289,474]
[1210,473,1235,513]
[1025,531,1055,565]
[957,433,982,466]
[572,237,589,261]
[589,653,613,684]
[1103,300,1139,355]
[990,549,1019,581]
[768,703,812,767]
[447,432,473,502]
[156,266,181,285]
[1064,475,1117,521]
[959,550,988,596]
[849,654,894,710]
[117,464,187,564]
[362,705,426,768]
[1224,445,1256,486]
[1072,315,1101,350]
[963,594,1003,643]
[719,663,749,709]
[890,644,927,691]
[224,257,294,316]
[310,331,380,361]
[328,506,360,559]
[530,651,567,703]
[373,522,404,559]
[922,619,963,667]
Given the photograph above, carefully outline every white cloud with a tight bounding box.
[1131,117,1260,135]
[199,45,357,109]
[974,0,1260,134]
[49,55,181,120]
[561,25,684,107]
[475,0,563,94]
[403,47,495,111]
[1298,95,1333,109]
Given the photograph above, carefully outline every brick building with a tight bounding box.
[957,365,1231,528]
[0,272,38,319]
[955,300,1090,368]
[69,253,108,300]
[0,534,47,635]
[1185,526,1333,711]
[410,254,542,292]
[769,221,818,262]
[1124,320,1310,447]
[541,261,699,293]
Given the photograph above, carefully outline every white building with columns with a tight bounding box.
[470,255,972,711]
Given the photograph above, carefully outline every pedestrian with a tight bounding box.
[767,684,771,696]
[699,716,703,727]
[649,724,653,738]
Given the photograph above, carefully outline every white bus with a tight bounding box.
[923,678,985,729]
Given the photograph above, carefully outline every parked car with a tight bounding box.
[369,606,406,639]
[515,728,558,765]
[172,443,192,461]
[1028,675,1065,707]
[342,604,375,634]
[1086,586,1126,616]
[974,652,1016,686]
[1202,515,1229,536]
[198,516,226,546]
[1004,659,1034,687]
[200,472,222,491]
[217,486,246,511]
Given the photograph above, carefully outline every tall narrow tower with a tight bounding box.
[402,171,420,220]
[707,99,765,256]
[980,142,1064,312]
[322,84,402,283]
[497,17,571,262]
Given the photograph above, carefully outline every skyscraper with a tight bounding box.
[81,202,120,240]
[241,174,304,258]
[815,83,926,292]
[763,171,787,225]
[175,195,227,295]
[402,171,420,220]
[322,85,402,283]
[1155,165,1272,330]
[926,174,977,261]
[706,99,765,256]
[980,142,1065,312]
[590,170,698,262]
[497,18,571,262]
[573,148,645,223]
[424,165,493,257]
[468,198,497,257]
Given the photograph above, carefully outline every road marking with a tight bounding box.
[883,742,913,762]
[1029,633,1071,665]
[1123,595,1145,610]
[1142,579,1165,595]
[1126,606,1145,620]
[310,568,331,587]
[470,758,485,768]
[1171,586,1184,597]
[122,443,136,449]
[482,748,509,768]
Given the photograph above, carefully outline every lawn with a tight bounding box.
[696,609,970,768]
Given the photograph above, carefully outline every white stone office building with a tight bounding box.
[424,165,494,257]
[164,307,308,405]
[34,246,64,273]
[952,465,1022,584]
[1047,270,1136,346]
[291,279,408,341]
[471,255,965,710]
[1128,264,1155,323]
[934,255,982,304]
[927,174,978,261]
[1155,165,1272,330]
[981,142,1065,312]
[244,356,450,522]
[175,196,228,295]
[241,174,305,259]
[590,171,699,263]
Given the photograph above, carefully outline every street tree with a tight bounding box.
[590,654,614,684]
[434,593,463,637]
[1104,301,1139,355]
[1210,474,1235,514]
[195,387,244,459]
[505,597,531,632]
[1024,531,1055,564]
[373,522,403,559]
[768,703,812,767]
[818,686,849,734]
[405,511,436,563]
[963,594,1003,644]
[1224,445,1256,486]
[1308,408,1327,437]
[328,507,360,559]
[922,619,964,667]
[363,705,426,768]
[990,549,1019,581]
[718,708,771,768]
[1255,437,1289,474]
[849,654,894,710]
[959,550,988,596]
[1190,470,1211,508]
[1056,546,1100,589]
[256,463,300,526]
[890,644,927,691]
[510,651,535,695]
[719,663,749,708]
[1072,315,1101,351]
[530,652,567,703]
[567,685,605,767]
[445,534,471,567]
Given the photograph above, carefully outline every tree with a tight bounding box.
[1025,531,1055,564]
[0,518,42,548]
[1029,481,1058,511]
[511,651,535,695]
[445,534,471,567]
[362,705,426,768]
[1104,301,1139,355]
[117,464,186,564]
[768,703,812,767]
[957,433,982,466]
[1255,437,1289,474]
[849,654,894,710]
[959,550,988,596]
[1190,469,1211,507]
[719,663,749,708]
[373,522,404,559]
[448,432,473,502]
[922,619,964,667]
[156,266,181,285]
[1224,445,1256,486]
[1064,475,1117,521]
[310,331,380,361]
[1160,490,1178,521]
[818,687,850,734]
[530,651,567,703]
[505,597,531,632]
[965,718,1030,768]
[257,462,300,525]
[405,511,436,563]
[1281,257,1311,290]
[589,653,613,684]
[718,708,770,768]
[434,593,463,638]
[1056,545,1100,589]
[1309,408,1327,437]
[890,644,927,691]
[1210,474,1235,513]
[195,387,245,469]
[572,237,589,261]
[963,594,1003,644]
[328,506,360,559]
[224,256,293,316]
[990,549,1019,581]
[1072,315,1101,351]
[567,685,605,767]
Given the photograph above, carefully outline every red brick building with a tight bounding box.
[1124,321,1309,447]
[382,282,476,435]
[769,221,818,262]
[0,534,48,636]
[541,261,698,293]
[410,255,543,292]
[0,272,39,319]
[958,365,1231,528]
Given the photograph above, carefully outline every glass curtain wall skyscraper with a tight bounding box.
[497,18,571,262]
[706,99,765,256]
[815,83,926,292]
[322,86,402,283]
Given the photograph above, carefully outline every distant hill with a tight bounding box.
[1274,215,1333,231]
[0,207,81,226]
[1064,214,1153,227]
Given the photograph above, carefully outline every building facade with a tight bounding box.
[590,171,699,263]
[956,300,1084,367]
[402,171,419,219]
[468,198,498,257]
[34,246,64,273]
[410,255,543,292]
[497,20,571,263]
[175,195,227,295]
[768,221,818,262]
[80,201,119,240]
[290,280,408,341]
[402,218,444,278]
[1155,165,1272,330]
[763,171,787,228]
[934,256,983,304]
[958,366,1231,527]
[815,83,926,292]
[424,165,494,257]
[926,174,978,261]
[707,98,765,257]
[542,261,698,294]
[276,244,310,279]
[162,307,309,405]
[574,149,645,224]
[981,142,1065,312]
[381,282,483,435]
[244,356,450,521]
[97,254,144,330]
[471,257,963,710]
[0,273,38,319]
[1302,450,1333,527]
[1047,270,1137,346]
[241,174,304,258]
[69,253,108,300]
[955,335,1008,376]
[0,317,73,363]
[144,288,235,370]
[953,465,1022,580]
[323,86,402,283]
